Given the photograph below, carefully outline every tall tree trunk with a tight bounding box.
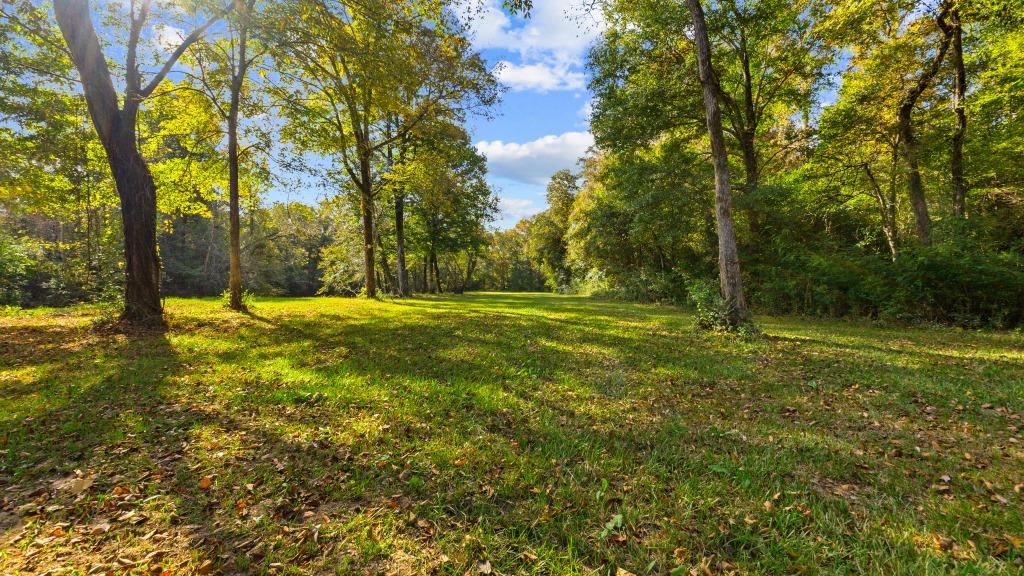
[226,19,249,311]
[949,7,968,218]
[462,252,477,294]
[739,132,762,237]
[55,0,227,324]
[109,127,164,323]
[898,5,953,243]
[738,29,762,238]
[55,0,164,324]
[430,249,440,294]
[227,83,244,310]
[395,192,410,296]
[897,109,932,242]
[685,0,750,327]
[358,154,376,298]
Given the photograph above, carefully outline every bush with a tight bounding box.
[686,278,733,331]
[0,233,36,306]
[748,240,1024,328]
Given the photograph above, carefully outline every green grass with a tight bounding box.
[1,293,1023,575]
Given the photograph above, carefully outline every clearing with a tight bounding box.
[1,294,1023,575]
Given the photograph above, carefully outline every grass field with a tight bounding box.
[1,293,1023,575]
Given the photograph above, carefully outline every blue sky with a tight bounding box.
[456,0,605,228]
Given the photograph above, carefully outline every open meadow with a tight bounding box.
[1,294,1023,575]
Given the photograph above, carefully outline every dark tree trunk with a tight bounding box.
[685,0,750,327]
[226,20,249,311]
[462,252,477,294]
[949,7,968,218]
[737,31,762,237]
[395,193,410,296]
[227,88,244,310]
[898,5,953,243]
[358,154,376,298]
[430,250,440,294]
[897,108,932,242]
[109,127,163,323]
[54,0,163,325]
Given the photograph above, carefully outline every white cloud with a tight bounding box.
[494,60,585,93]
[477,131,594,185]
[457,0,605,93]
[498,197,542,221]
[151,24,185,51]
[461,0,604,58]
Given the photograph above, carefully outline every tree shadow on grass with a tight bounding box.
[2,299,1023,575]
[183,298,1024,573]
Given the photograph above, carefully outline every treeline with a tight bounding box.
[3,0,1024,329]
[506,0,1024,328]
[1,0,535,320]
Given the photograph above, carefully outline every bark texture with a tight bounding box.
[897,5,953,243]
[947,7,968,218]
[395,193,410,297]
[54,0,163,324]
[685,0,751,327]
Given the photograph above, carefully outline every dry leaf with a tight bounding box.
[54,475,94,495]
[934,535,954,552]
[477,559,492,574]
[198,476,213,490]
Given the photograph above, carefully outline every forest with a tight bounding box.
[2,0,1024,574]
[1,0,1021,328]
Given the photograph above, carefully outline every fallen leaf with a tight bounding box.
[198,476,213,490]
[763,500,775,512]
[477,559,492,574]
[934,535,954,552]
[196,560,215,574]
[53,475,94,495]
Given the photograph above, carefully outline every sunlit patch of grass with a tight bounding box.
[1,294,1023,574]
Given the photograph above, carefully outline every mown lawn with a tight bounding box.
[1,293,1023,575]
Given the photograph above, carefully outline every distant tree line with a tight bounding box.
[489,0,1023,329]
[2,0,1023,329]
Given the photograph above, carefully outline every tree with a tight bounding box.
[685,0,750,327]
[404,129,496,294]
[273,0,496,298]
[52,0,231,324]
[526,169,579,291]
[187,0,270,310]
